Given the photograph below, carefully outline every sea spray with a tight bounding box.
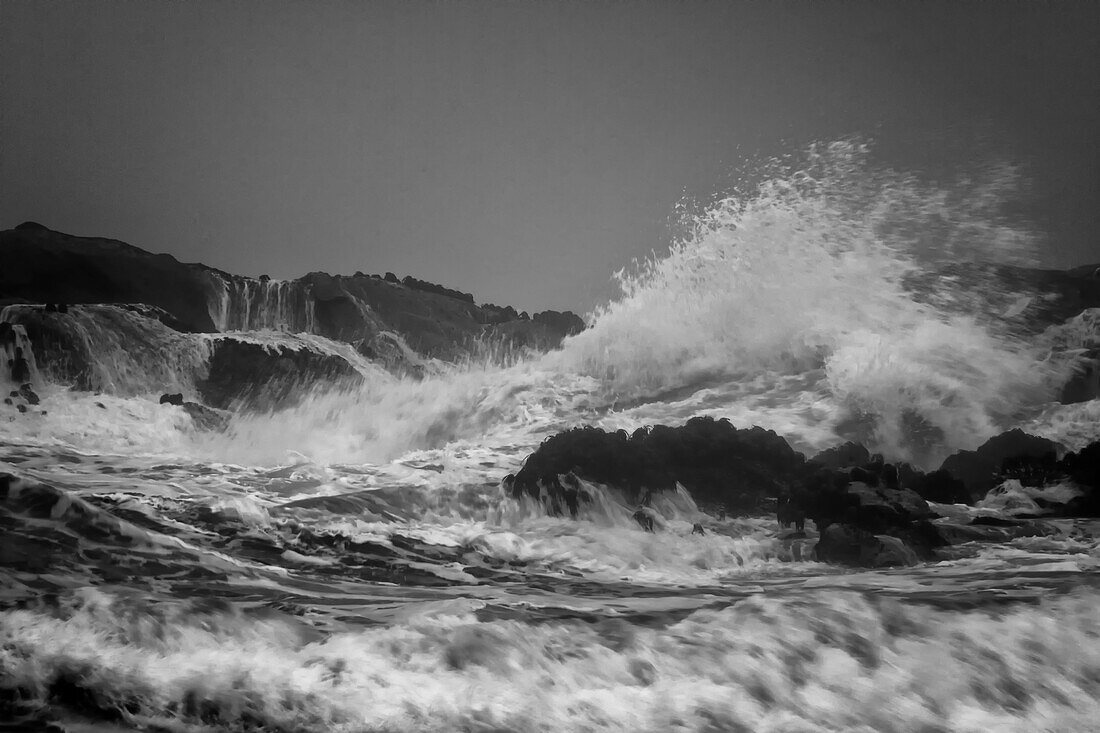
[552,142,1058,465]
[0,142,1089,468]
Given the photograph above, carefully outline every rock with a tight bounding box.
[905,468,971,504]
[509,417,808,515]
[0,224,220,331]
[1053,441,1100,516]
[181,401,230,432]
[633,508,656,532]
[776,496,805,531]
[815,524,923,567]
[809,442,870,469]
[197,337,365,410]
[939,429,1060,499]
[531,310,585,336]
[8,347,30,384]
[691,522,706,535]
[0,225,582,360]
[794,471,945,564]
[936,516,1061,545]
[17,384,39,405]
[16,403,26,413]
[159,392,184,406]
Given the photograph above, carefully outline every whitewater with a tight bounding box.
[3,143,1100,732]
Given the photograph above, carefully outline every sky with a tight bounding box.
[1,1,1098,313]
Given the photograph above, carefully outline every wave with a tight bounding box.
[3,142,1093,469]
[4,586,1100,732]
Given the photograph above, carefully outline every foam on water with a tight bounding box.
[4,587,1100,732]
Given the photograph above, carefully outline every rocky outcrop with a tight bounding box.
[0,223,219,331]
[508,417,808,515]
[0,224,583,357]
[510,418,947,566]
[795,469,945,566]
[809,442,871,470]
[966,440,1100,518]
[197,338,365,410]
[903,469,971,505]
[938,429,1061,500]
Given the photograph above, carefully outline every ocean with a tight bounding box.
[2,143,1099,732]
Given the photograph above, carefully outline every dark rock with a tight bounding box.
[0,225,593,360]
[970,516,1025,527]
[16,403,26,413]
[906,469,971,504]
[936,517,1061,545]
[939,429,1061,498]
[532,310,585,336]
[776,496,805,531]
[794,473,945,564]
[509,417,807,515]
[181,401,230,432]
[0,225,219,331]
[197,337,365,410]
[159,393,184,406]
[8,347,30,384]
[809,441,870,469]
[17,384,39,405]
[815,523,923,567]
[1061,441,1100,516]
[691,522,706,535]
[401,274,475,303]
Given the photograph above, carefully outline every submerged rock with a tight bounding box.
[181,401,230,432]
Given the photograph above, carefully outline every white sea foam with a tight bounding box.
[4,588,1100,732]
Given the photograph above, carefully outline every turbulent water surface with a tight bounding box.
[3,145,1100,732]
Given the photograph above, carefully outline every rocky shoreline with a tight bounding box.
[0,222,585,418]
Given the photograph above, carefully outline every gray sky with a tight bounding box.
[2,1,1098,313]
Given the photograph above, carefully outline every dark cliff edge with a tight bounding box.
[0,223,585,357]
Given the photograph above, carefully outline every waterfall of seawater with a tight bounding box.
[207,276,317,333]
